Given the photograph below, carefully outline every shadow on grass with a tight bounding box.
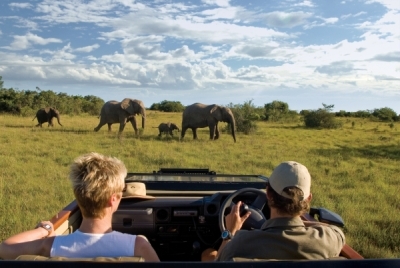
[4,124,34,128]
[29,128,92,134]
[263,125,305,129]
[311,145,400,161]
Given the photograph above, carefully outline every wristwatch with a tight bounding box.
[221,230,232,240]
[37,223,52,237]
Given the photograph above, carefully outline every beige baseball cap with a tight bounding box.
[122,182,155,199]
[268,161,311,201]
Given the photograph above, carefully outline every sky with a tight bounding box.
[0,0,399,113]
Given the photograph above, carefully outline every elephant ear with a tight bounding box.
[210,105,223,121]
[121,98,135,114]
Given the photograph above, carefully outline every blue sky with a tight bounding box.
[0,0,399,113]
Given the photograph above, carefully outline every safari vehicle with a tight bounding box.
[3,168,399,267]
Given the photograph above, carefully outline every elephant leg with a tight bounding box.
[128,118,138,136]
[107,123,112,131]
[118,122,127,135]
[209,125,216,140]
[94,122,106,132]
[181,126,187,139]
[192,128,198,139]
[215,123,220,140]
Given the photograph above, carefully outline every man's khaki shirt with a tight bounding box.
[216,217,345,261]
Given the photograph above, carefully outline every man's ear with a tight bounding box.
[306,193,313,202]
[266,187,272,201]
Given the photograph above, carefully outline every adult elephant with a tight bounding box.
[181,103,236,142]
[94,98,146,137]
[32,107,63,127]
[157,122,179,137]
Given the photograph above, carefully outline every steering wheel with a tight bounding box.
[219,188,267,232]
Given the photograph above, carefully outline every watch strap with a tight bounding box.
[221,230,232,240]
[37,223,52,237]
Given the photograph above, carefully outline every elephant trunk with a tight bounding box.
[230,118,236,143]
[141,109,146,129]
[56,115,63,126]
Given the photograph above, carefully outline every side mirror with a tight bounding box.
[309,207,345,227]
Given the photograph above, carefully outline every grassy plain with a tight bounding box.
[0,112,399,258]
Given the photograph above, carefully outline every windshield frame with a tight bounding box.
[125,172,268,191]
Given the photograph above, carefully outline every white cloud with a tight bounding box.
[354,11,367,17]
[0,0,399,112]
[9,3,32,9]
[358,10,400,38]
[7,33,62,50]
[14,18,38,30]
[202,0,231,7]
[264,11,312,28]
[75,44,100,53]
[200,7,238,20]
[294,1,314,7]
[324,17,339,24]
[366,0,400,11]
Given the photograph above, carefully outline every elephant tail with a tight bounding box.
[32,115,37,121]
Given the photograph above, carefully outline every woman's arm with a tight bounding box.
[0,221,55,260]
[134,235,160,262]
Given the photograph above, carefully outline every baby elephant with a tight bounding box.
[158,122,180,137]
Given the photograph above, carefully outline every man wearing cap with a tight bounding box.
[202,161,345,261]
[0,152,160,261]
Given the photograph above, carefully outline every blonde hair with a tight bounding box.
[69,152,127,218]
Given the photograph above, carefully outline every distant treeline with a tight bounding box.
[0,77,104,116]
[1,76,398,122]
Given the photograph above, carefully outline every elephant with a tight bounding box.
[94,98,146,137]
[32,107,63,127]
[181,103,236,142]
[157,122,180,137]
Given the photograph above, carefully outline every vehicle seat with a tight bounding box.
[15,255,144,262]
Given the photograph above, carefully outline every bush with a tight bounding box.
[372,107,398,122]
[226,100,258,135]
[303,104,342,129]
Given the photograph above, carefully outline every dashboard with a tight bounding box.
[112,192,270,261]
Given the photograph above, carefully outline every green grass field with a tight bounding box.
[0,112,399,258]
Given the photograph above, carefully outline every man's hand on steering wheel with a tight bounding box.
[225,201,251,236]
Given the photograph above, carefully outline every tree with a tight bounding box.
[0,76,4,89]
[264,101,289,121]
[0,77,104,116]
